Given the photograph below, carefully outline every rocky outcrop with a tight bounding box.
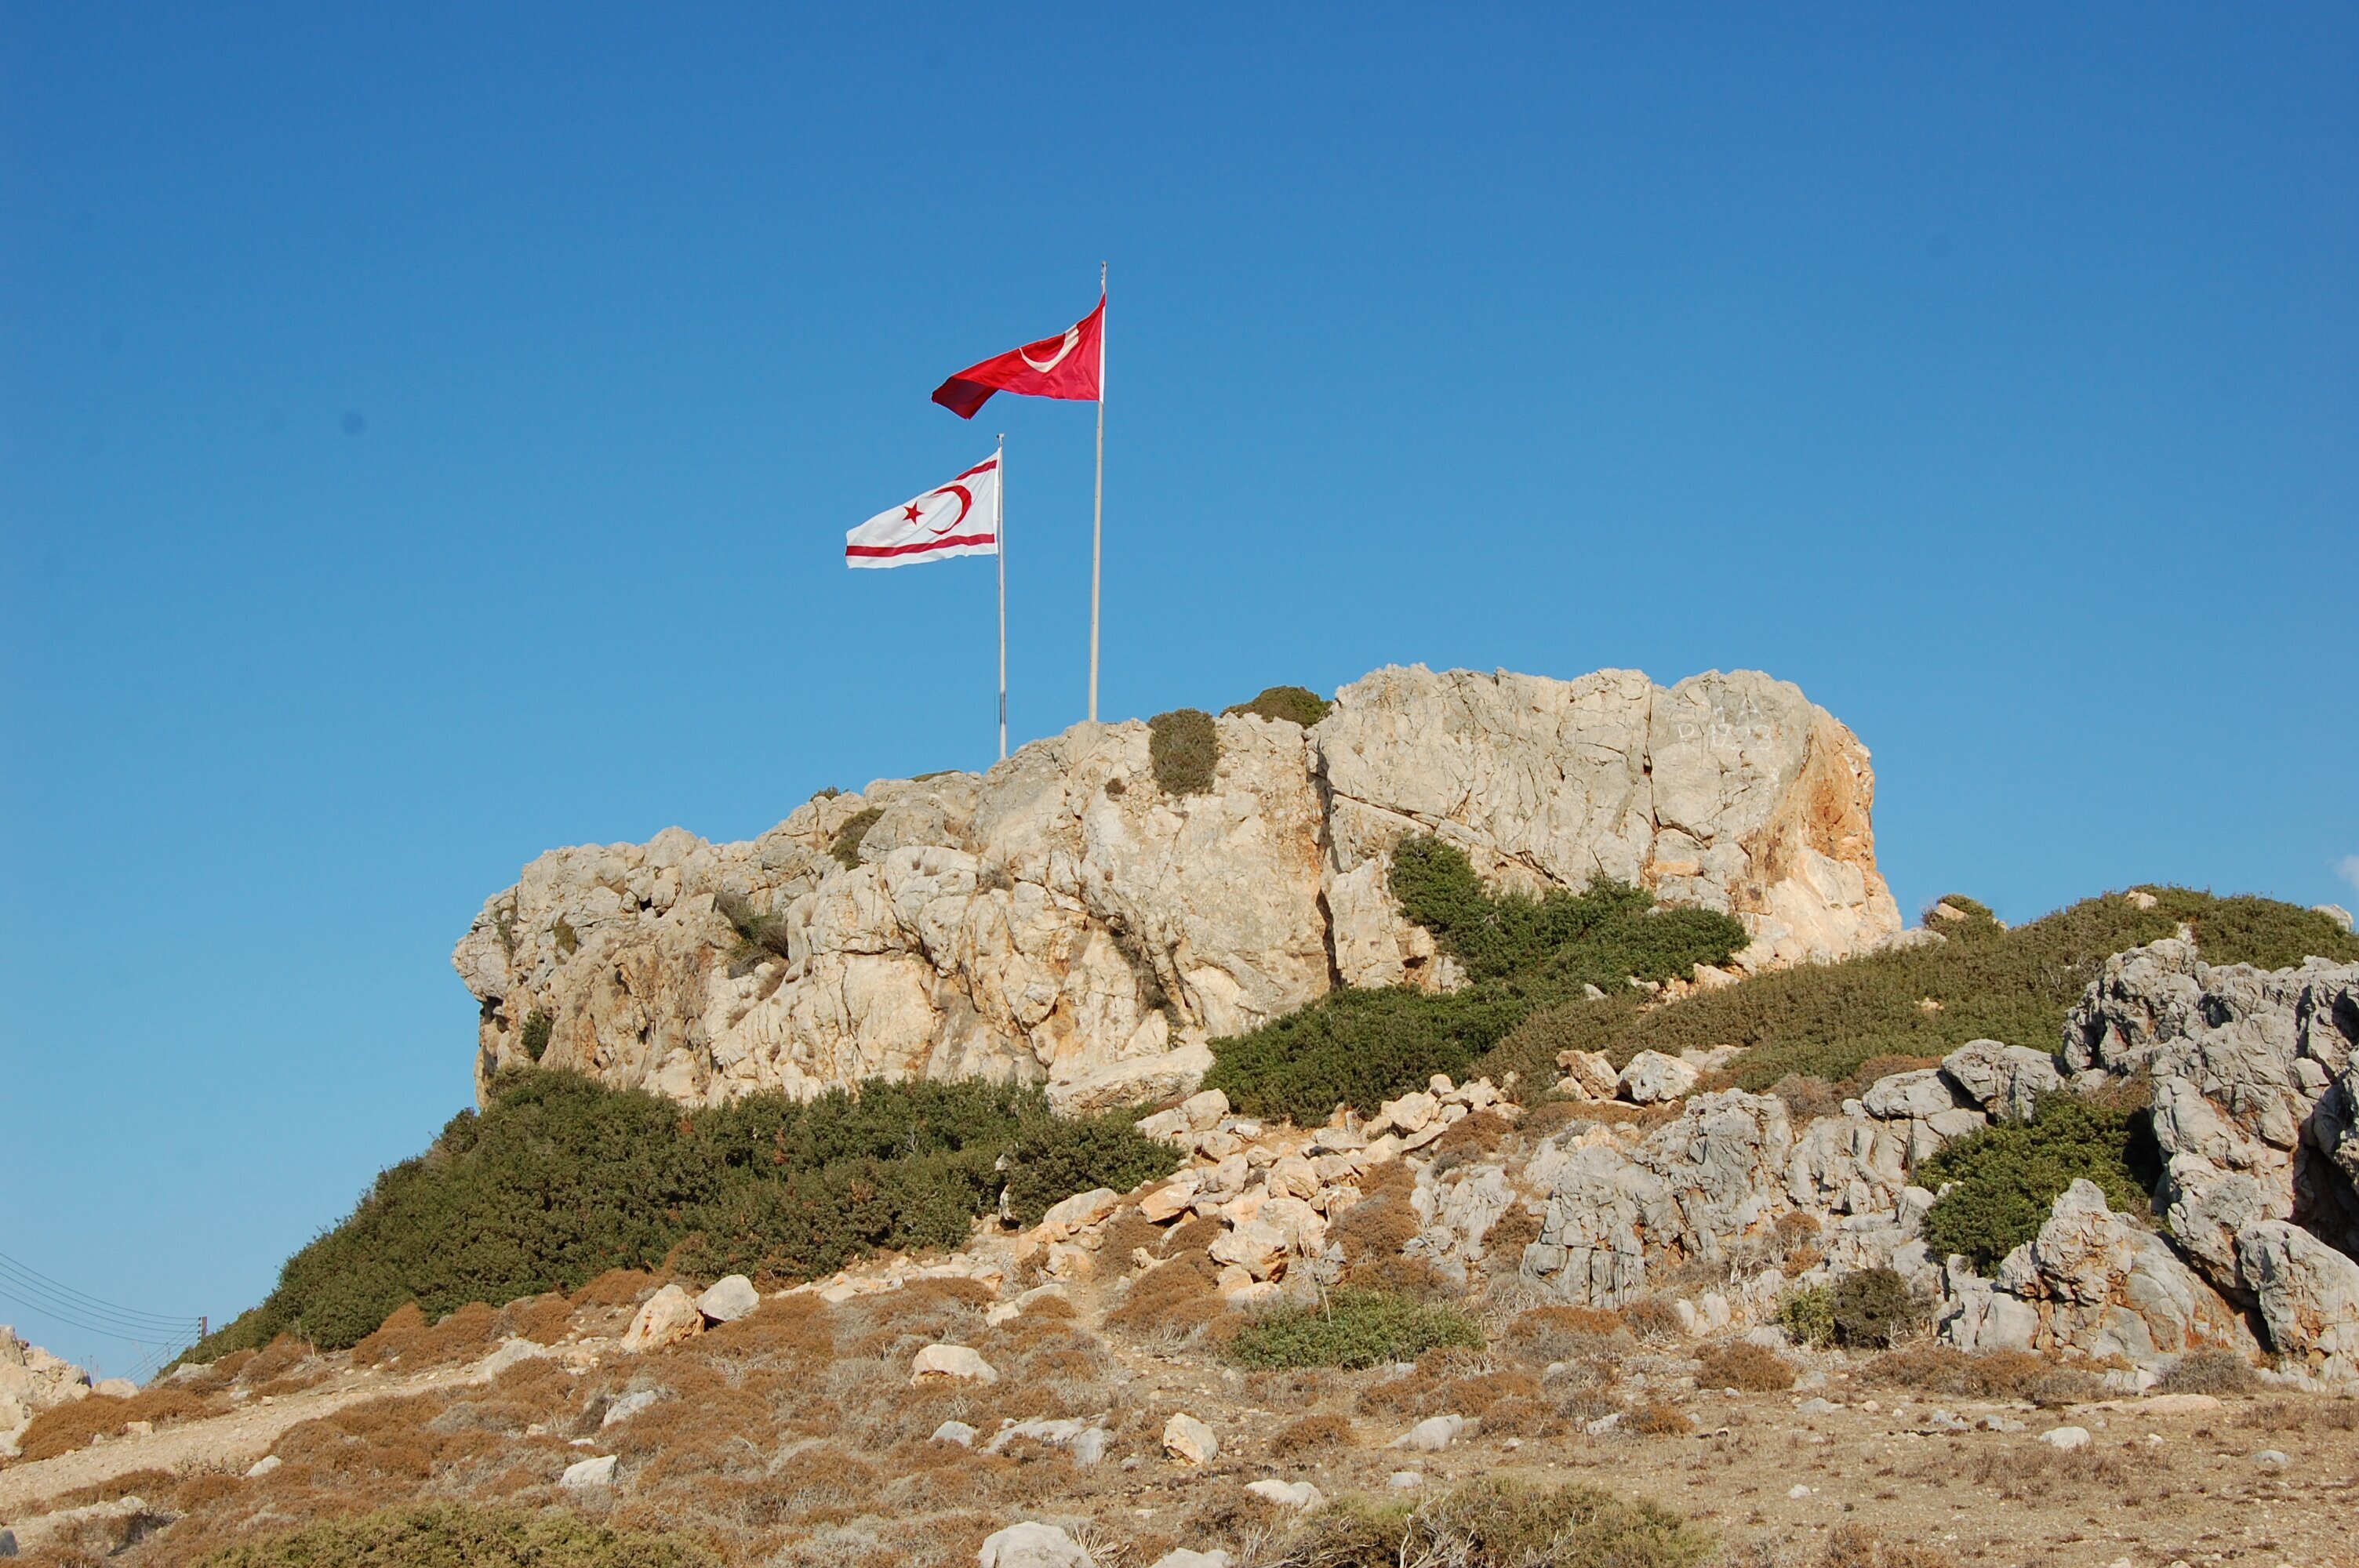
[2067,943,2359,1298]
[454,665,1900,1110]
[1939,1180,2255,1363]
[1,1328,94,1458]
[1521,1091,1795,1307]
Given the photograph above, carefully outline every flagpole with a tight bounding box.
[996,432,1008,762]
[1087,261,1106,724]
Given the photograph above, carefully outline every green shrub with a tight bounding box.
[1833,1267,1919,1349]
[1223,684,1332,728]
[1207,838,1745,1119]
[1273,1478,1713,1568]
[1148,707,1220,795]
[1481,885,2358,1095]
[184,1072,1172,1359]
[1919,1094,2154,1272]
[1225,1288,1485,1370]
[1776,1284,1837,1349]
[199,1502,716,1567]
[830,807,884,869]
[518,1010,552,1064]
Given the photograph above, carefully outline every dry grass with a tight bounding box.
[2158,1348,2260,1396]
[1269,1412,1359,1455]
[1696,1341,1795,1392]
[1625,1398,1696,1436]
[13,1384,229,1463]
[1857,1345,2067,1402]
[1619,1296,1685,1343]
[1105,1254,1227,1348]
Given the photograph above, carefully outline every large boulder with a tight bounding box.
[2237,1221,2359,1383]
[454,666,1901,1109]
[0,1327,93,1459]
[1939,1039,2063,1122]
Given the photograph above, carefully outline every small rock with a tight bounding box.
[1978,1414,2026,1432]
[1388,1470,1425,1489]
[0,1527,14,1557]
[932,1420,979,1447]
[1618,1051,1699,1104]
[2038,1425,2091,1451]
[1390,1414,1466,1452]
[911,1344,998,1385]
[620,1284,705,1353]
[1164,1411,1220,1465]
[1796,1398,1837,1416]
[1787,1483,1812,1498]
[2138,1393,2221,1415]
[1071,1428,1113,1465]
[244,1454,282,1478]
[2255,1448,2289,1469]
[1245,1479,1325,1510]
[1147,1552,1230,1568]
[978,1520,1096,1568]
[987,1418,1089,1454]
[93,1378,139,1399]
[1583,1412,1623,1435]
[1180,1088,1231,1131]
[601,1388,661,1428]
[694,1275,761,1324]
[560,1454,618,1490]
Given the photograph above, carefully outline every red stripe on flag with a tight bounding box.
[845,532,999,560]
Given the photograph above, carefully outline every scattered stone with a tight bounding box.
[1796,1398,1837,1416]
[1388,1470,1425,1489]
[1245,1479,1325,1510]
[2137,1394,2221,1415]
[1977,1415,2026,1432]
[1164,1412,1220,1465]
[0,1527,13,1557]
[245,1454,282,1478]
[1583,1411,1623,1435]
[476,1337,554,1380]
[1861,1069,1961,1121]
[2255,1448,2290,1470]
[560,1454,618,1490]
[911,1344,998,1385]
[1787,1484,1812,1498]
[1147,1552,1230,1568]
[620,1284,705,1354]
[1071,1428,1113,1465]
[1554,1050,1619,1102]
[602,1388,661,1428]
[1390,1414,1466,1451]
[2038,1426,2091,1452]
[978,1521,1096,1568]
[694,1275,760,1323]
[1939,1039,2063,1121]
[932,1421,979,1447]
[1619,1051,1699,1105]
[92,1378,139,1399]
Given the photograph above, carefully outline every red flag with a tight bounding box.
[932,297,1104,419]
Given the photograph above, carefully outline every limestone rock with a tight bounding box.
[1147,1552,1231,1568]
[1162,1411,1219,1465]
[694,1275,760,1323]
[602,1389,662,1427]
[1619,1051,1699,1105]
[1861,1069,1963,1122]
[0,1327,94,1460]
[911,1344,998,1384]
[1554,1049,1618,1102]
[1940,1039,2063,1122]
[2038,1426,2090,1452]
[1524,1091,1793,1307]
[560,1454,618,1490]
[1389,1414,1467,1451]
[933,1420,979,1446]
[455,666,1899,1110]
[2074,944,2359,1301]
[2237,1221,2359,1383]
[979,1521,1096,1568]
[1973,1180,2255,1363]
[620,1285,704,1354]
[1244,1479,1325,1509]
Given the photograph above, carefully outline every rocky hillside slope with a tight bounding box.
[454,666,1901,1112]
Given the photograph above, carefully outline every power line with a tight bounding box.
[0,1250,203,1345]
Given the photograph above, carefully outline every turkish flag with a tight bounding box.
[932,297,1103,419]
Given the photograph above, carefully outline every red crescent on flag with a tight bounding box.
[923,485,973,533]
[1020,327,1080,373]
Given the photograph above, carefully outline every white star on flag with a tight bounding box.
[845,453,1000,568]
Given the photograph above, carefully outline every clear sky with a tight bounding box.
[3,4,2353,1375]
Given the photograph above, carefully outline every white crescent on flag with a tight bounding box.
[846,454,1000,568]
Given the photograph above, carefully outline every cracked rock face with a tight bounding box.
[453,664,1900,1110]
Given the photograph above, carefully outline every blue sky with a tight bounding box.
[3,4,2353,1374]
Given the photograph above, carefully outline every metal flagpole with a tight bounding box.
[1087,261,1107,723]
[996,433,1008,762]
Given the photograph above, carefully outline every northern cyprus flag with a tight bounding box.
[845,452,1001,568]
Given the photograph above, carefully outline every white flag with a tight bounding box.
[845,452,1000,568]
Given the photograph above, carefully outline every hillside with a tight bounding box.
[9,666,2359,1568]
